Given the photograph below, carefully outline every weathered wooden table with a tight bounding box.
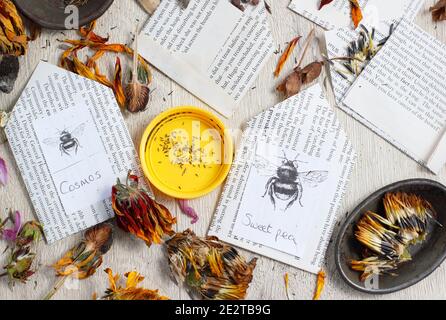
[1,0,445,300]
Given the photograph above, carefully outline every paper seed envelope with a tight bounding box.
[138,0,274,118]
[326,0,424,103]
[208,84,356,274]
[5,61,142,243]
[342,19,446,174]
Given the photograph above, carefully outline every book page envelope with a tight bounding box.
[138,0,274,118]
[5,61,142,243]
[208,84,356,274]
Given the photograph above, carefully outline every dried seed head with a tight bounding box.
[125,82,150,113]
[166,229,257,300]
[355,211,407,259]
[350,256,399,282]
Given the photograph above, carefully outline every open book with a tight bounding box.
[209,84,356,274]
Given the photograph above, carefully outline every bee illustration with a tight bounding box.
[43,123,85,156]
[254,150,329,210]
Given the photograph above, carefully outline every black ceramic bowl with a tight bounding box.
[13,0,114,30]
[335,179,446,294]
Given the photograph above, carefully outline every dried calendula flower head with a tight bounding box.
[44,223,113,300]
[355,211,408,260]
[350,256,399,282]
[112,171,176,246]
[0,0,27,56]
[383,192,440,244]
[102,268,169,300]
[166,229,257,300]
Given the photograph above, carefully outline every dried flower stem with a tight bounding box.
[296,28,315,69]
[43,277,68,300]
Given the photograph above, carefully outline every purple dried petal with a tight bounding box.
[177,199,199,224]
[0,157,7,186]
[2,211,21,242]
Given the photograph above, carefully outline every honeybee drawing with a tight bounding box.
[253,149,329,210]
[43,123,85,156]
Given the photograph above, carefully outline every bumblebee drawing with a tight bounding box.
[43,123,85,156]
[254,150,329,210]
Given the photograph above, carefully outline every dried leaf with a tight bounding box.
[350,0,363,28]
[0,0,27,56]
[301,61,323,84]
[430,0,446,22]
[319,0,334,10]
[102,268,169,300]
[277,69,303,98]
[276,61,323,98]
[166,229,257,300]
[274,36,301,78]
[313,270,326,300]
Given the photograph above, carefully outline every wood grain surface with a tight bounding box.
[0,0,445,300]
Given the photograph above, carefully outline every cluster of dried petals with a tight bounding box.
[166,229,257,300]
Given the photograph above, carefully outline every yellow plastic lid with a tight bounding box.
[139,106,233,199]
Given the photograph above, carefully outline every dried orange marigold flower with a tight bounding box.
[112,171,176,247]
[166,229,257,300]
[102,268,169,300]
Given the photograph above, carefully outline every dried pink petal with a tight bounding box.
[2,211,21,242]
[0,157,7,186]
[177,199,199,224]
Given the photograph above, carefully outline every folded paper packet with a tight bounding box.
[5,61,142,243]
[138,0,274,117]
[342,19,446,174]
[209,84,356,274]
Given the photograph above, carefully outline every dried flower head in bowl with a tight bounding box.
[166,229,257,300]
[336,179,446,294]
[101,268,169,300]
[349,192,442,282]
[112,171,176,246]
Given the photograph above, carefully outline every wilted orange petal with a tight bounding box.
[313,270,326,300]
[274,36,301,78]
[350,0,363,28]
